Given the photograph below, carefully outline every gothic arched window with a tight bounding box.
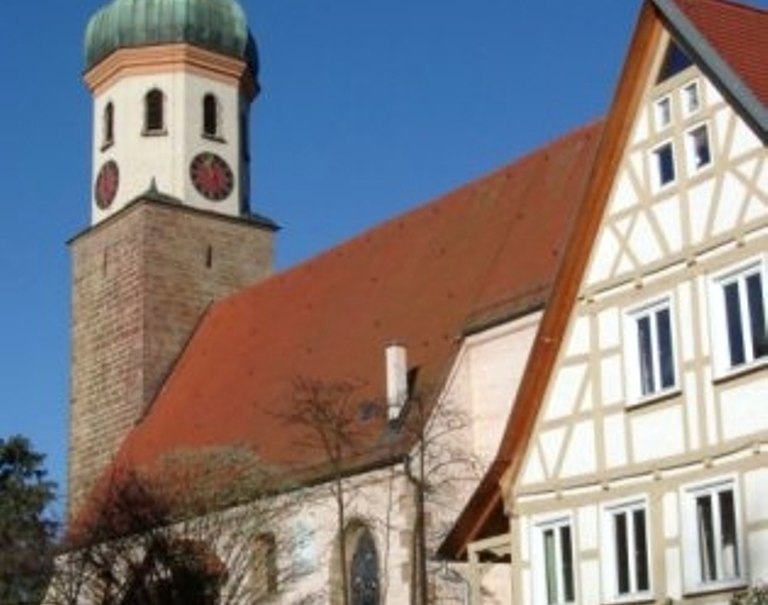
[350,528,379,605]
[144,88,165,133]
[103,102,114,147]
[252,533,278,597]
[203,93,219,137]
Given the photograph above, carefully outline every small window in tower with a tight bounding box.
[203,94,220,138]
[103,102,114,149]
[144,88,165,135]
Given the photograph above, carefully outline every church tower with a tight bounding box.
[68,0,276,516]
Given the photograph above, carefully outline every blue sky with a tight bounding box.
[2,0,762,518]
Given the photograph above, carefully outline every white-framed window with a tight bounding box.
[600,499,652,602]
[709,258,768,374]
[685,123,713,173]
[682,80,701,115]
[654,95,672,130]
[652,141,676,190]
[681,477,744,592]
[531,516,576,605]
[624,297,678,403]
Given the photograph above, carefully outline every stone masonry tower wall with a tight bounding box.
[68,199,274,516]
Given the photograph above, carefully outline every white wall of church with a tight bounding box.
[251,303,543,605]
[262,468,415,604]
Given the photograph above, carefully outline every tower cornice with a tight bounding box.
[84,43,258,99]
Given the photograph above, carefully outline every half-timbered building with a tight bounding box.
[443,0,767,603]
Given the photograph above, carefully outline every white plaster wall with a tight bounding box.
[630,404,685,462]
[718,376,768,441]
[583,65,765,291]
[448,312,542,466]
[272,467,414,604]
[181,73,244,215]
[92,71,245,224]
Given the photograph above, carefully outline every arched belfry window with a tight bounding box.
[349,528,379,605]
[203,93,219,137]
[144,88,165,134]
[103,102,114,147]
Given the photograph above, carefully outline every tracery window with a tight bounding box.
[349,527,379,605]
[252,532,278,596]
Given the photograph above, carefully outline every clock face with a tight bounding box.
[95,160,119,210]
[189,152,234,201]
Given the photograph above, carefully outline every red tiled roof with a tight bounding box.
[105,122,603,483]
[676,0,768,104]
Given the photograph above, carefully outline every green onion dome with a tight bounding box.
[84,0,258,75]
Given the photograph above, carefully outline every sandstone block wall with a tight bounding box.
[68,199,274,517]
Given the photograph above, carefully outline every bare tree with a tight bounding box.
[281,377,480,605]
[397,389,482,605]
[279,377,372,605]
[46,446,301,605]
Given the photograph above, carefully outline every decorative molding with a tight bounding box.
[84,43,256,98]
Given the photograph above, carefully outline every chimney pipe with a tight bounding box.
[385,342,408,420]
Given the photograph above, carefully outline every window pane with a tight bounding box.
[684,83,700,113]
[561,526,575,602]
[638,316,656,394]
[746,273,767,360]
[657,307,675,389]
[544,529,558,605]
[350,530,380,605]
[656,97,671,129]
[724,282,746,366]
[689,126,711,169]
[718,490,740,579]
[696,495,717,581]
[614,513,630,594]
[633,509,649,591]
[656,144,676,186]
